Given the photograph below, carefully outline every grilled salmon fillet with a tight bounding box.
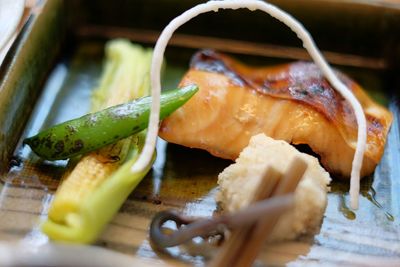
[159,50,392,178]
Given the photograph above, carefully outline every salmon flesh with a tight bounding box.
[159,50,393,178]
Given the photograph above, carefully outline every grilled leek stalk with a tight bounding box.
[42,39,154,243]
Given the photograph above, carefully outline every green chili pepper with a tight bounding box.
[24,85,198,160]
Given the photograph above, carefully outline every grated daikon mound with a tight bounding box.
[216,133,331,241]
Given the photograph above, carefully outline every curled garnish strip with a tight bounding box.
[131,0,366,210]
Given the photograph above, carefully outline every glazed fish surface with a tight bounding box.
[159,50,392,178]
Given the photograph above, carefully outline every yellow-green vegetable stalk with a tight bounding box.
[42,39,154,243]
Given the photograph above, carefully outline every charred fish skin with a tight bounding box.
[159,50,392,178]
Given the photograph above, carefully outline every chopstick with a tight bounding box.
[209,156,308,267]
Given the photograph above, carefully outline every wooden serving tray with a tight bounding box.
[0,0,399,266]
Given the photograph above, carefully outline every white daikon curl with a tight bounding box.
[131,0,366,210]
[0,0,25,51]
